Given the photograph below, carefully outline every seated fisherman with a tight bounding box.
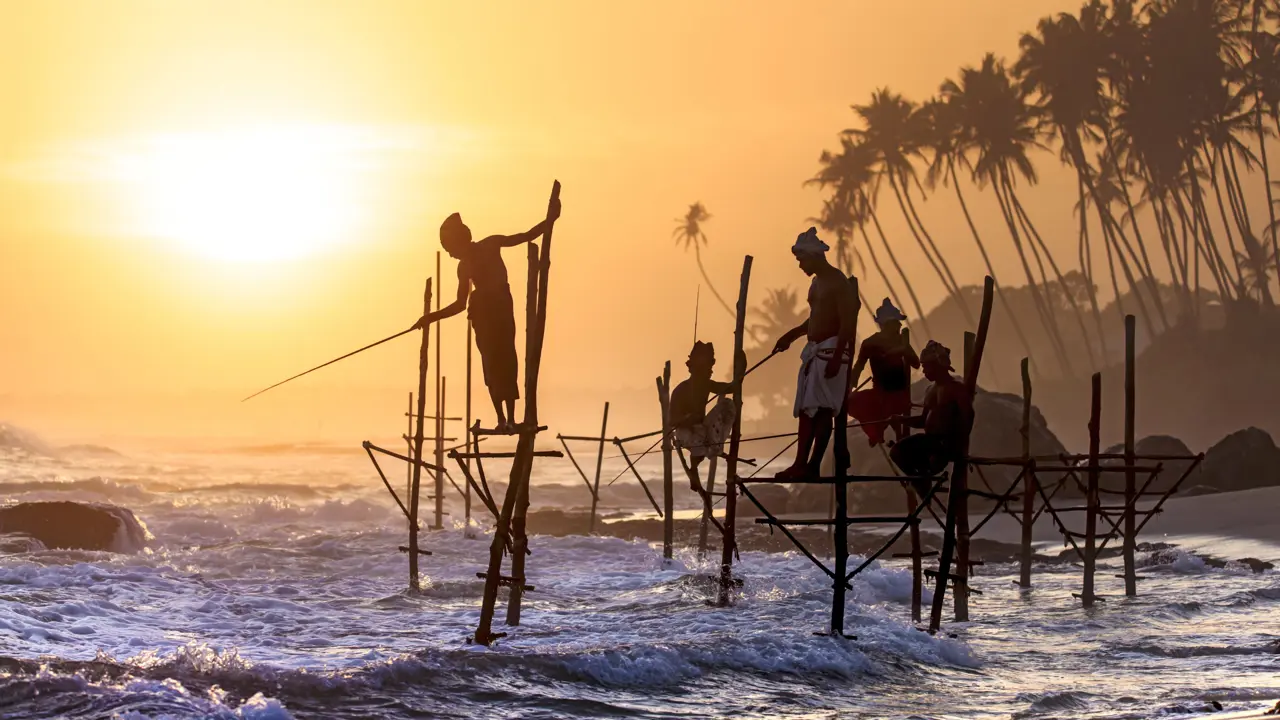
[847,298,919,447]
[670,341,736,493]
[890,341,974,496]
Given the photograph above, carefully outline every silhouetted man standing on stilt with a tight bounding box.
[415,197,561,431]
[771,227,858,479]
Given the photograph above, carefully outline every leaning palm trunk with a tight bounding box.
[1108,135,1170,328]
[887,170,966,316]
[901,177,973,325]
[951,162,1039,371]
[1174,186,1232,304]
[994,170,1074,378]
[1205,145,1250,294]
[856,223,918,336]
[1182,161,1238,301]
[1011,191,1100,371]
[868,206,934,339]
[1257,93,1280,292]
[694,239,735,319]
[1076,177,1111,361]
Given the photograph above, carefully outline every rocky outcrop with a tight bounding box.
[0,502,151,553]
[1197,427,1280,494]
[1101,435,1198,495]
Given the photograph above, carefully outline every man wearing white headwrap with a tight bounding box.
[770,227,859,480]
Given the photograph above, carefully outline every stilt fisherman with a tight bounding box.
[414,197,562,431]
[770,227,858,479]
[848,298,919,447]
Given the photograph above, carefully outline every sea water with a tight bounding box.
[0,446,1277,719]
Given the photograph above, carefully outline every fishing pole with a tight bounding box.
[242,323,419,402]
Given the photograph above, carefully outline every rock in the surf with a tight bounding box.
[1198,427,1280,493]
[0,501,151,553]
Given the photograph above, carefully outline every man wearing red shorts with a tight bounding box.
[847,299,919,447]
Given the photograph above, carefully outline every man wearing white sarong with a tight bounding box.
[770,228,858,480]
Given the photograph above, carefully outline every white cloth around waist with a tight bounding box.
[793,336,851,418]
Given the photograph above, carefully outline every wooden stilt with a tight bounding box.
[929,277,992,634]
[954,330,976,622]
[465,319,474,531]
[436,377,446,530]
[408,279,433,592]
[475,180,559,644]
[1123,315,1137,596]
[1018,358,1035,589]
[1082,372,1102,607]
[830,275,859,637]
[906,485,923,622]
[699,455,717,557]
[433,252,444,530]
[716,255,752,606]
[588,402,610,534]
[506,241,542,626]
[658,362,674,560]
[406,392,413,506]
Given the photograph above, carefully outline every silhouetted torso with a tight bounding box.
[860,331,918,393]
[459,237,511,308]
[806,267,854,342]
[671,376,733,428]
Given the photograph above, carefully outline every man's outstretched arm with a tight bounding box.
[494,198,562,247]
[415,275,470,328]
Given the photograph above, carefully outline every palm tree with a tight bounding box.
[1015,1,1159,343]
[809,196,876,321]
[942,53,1079,377]
[921,97,1040,368]
[673,203,734,319]
[808,138,934,338]
[847,89,973,324]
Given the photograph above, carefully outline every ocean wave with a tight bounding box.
[1109,641,1278,658]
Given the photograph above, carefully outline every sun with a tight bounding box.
[131,125,367,263]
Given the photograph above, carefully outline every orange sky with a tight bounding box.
[0,0,1166,448]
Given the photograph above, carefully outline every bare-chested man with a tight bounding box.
[771,227,858,479]
[414,197,561,431]
[847,298,919,447]
[670,341,735,493]
[890,340,974,495]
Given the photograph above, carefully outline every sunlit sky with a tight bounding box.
[0,0,1163,447]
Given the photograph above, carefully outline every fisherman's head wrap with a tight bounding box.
[791,227,829,257]
[688,340,715,367]
[920,340,954,371]
[440,212,471,252]
[874,298,907,325]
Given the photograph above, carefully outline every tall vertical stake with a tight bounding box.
[465,319,474,530]
[1018,358,1035,588]
[507,240,541,626]
[589,403,610,534]
[954,330,976,622]
[659,362,674,560]
[717,255,752,606]
[1083,372,1102,607]
[409,279,433,591]
[830,275,859,636]
[930,277,992,633]
[1123,314,1137,596]
[476,180,559,642]
[436,378,447,529]
[406,392,413,503]
[907,485,923,622]
[433,251,444,530]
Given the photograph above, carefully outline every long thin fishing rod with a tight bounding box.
[693,286,701,343]
[242,324,418,402]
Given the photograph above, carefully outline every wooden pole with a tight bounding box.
[907,485,923,622]
[465,319,474,531]
[436,378,447,529]
[717,255,752,606]
[409,279,433,591]
[507,241,541,626]
[476,180,559,642]
[830,275,859,636]
[954,330,976,622]
[659,362,674,560]
[1123,314,1137,596]
[406,392,413,505]
[699,455,717,557]
[1083,372,1102,608]
[1018,357,1035,589]
[589,402,610,534]
[930,277,992,634]
[433,252,444,530]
